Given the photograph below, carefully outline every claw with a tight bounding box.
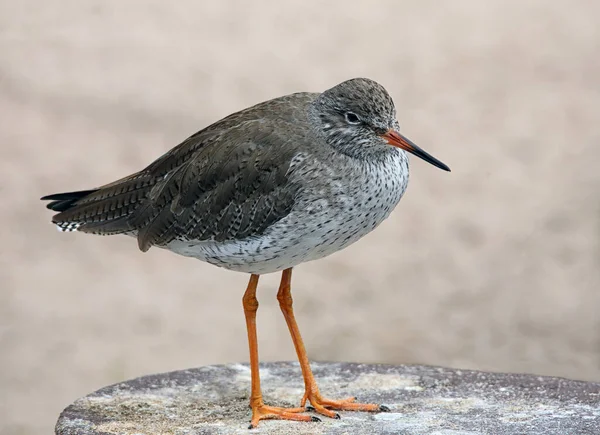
[379,405,391,412]
[311,416,322,422]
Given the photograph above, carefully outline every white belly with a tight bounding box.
[165,151,409,274]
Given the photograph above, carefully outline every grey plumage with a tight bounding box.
[42,78,449,273]
[44,93,315,250]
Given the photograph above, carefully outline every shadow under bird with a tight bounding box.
[41,78,450,428]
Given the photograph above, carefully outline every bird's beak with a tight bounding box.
[381,130,450,172]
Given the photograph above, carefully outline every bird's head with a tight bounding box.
[312,77,450,171]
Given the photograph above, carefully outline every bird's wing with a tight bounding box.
[49,118,304,252]
[132,119,303,251]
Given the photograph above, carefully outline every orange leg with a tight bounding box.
[242,274,318,428]
[277,268,389,419]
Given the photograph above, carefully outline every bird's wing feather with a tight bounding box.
[132,120,302,251]
[46,93,316,247]
[52,118,303,251]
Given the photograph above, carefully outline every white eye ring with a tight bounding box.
[344,112,361,125]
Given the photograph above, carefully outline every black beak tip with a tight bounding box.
[430,158,450,172]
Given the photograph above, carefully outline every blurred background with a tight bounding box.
[1,1,599,434]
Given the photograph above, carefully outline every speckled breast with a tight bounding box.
[165,150,409,274]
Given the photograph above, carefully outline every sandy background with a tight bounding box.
[1,1,599,434]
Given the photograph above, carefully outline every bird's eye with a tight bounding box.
[344,112,361,125]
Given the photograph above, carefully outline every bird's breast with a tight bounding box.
[164,149,409,274]
[317,148,410,232]
[267,148,410,263]
[294,147,410,219]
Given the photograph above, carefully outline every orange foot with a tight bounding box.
[249,403,319,429]
[302,391,390,419]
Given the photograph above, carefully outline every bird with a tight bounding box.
[41,77,450,428]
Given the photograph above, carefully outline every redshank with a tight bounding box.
[42,78,450,428]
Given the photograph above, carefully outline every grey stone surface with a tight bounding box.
[56,362,600,435]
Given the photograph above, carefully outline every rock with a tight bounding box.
[55,362,600,435]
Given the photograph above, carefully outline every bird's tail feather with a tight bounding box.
[41,174,155,234]
[41,190,98,212]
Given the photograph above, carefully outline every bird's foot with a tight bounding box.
[302,391,389,419]
[248,402,319,429]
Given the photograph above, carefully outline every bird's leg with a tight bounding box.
[277,268,388,419]
[242,274,316,428]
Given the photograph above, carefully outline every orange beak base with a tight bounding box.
[382,130,450,172]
